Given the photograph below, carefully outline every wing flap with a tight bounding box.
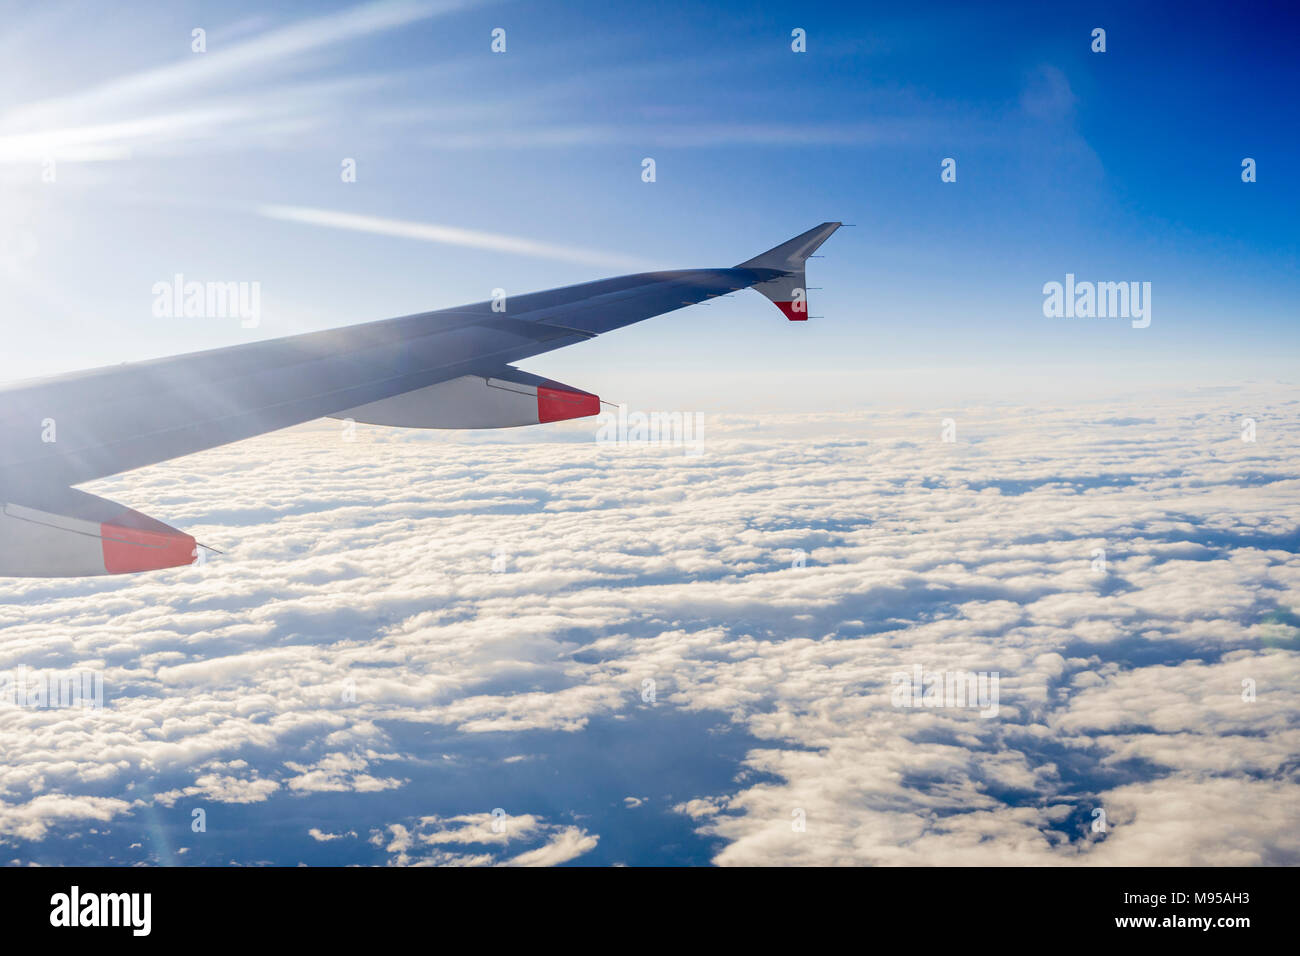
[332,367,599,429]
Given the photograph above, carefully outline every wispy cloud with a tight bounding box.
[256,203,657,270]
[421,120,941,151]
[5,0,465,127]
[0,0,478,163]
[0,108,249,163]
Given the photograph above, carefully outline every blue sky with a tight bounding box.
[1,0,1296,404]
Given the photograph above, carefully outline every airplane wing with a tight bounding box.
[0,221,840,576]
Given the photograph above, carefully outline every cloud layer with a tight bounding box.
[0,386,1296,865]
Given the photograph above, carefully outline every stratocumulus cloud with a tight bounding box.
[0,387,1295,865]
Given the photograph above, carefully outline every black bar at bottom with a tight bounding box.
[0,865,1285,942]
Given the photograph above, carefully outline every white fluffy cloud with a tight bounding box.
[372,813,598,867]
[0,385,1295,865]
